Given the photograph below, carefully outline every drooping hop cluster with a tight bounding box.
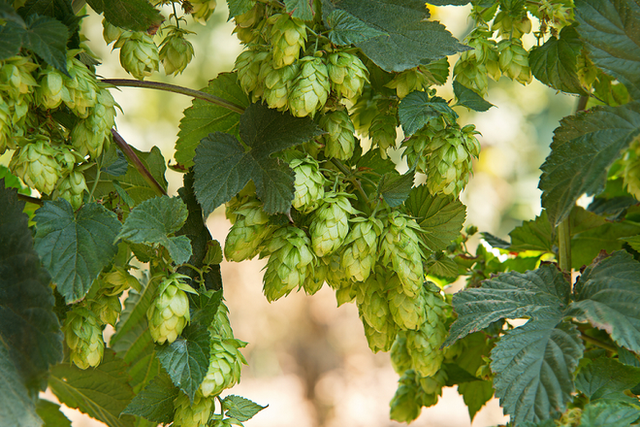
[173,391,214,427]
[114,31,159,80]
[310,193,356,257]
[199,338,247,397]
[291,156,326,214]
[225,198,273,262]
[146,273,196,344]
[63,307,104,370]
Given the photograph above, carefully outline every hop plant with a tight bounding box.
[190,0,217,24]
[234,49,269,101]
[115,32,159,80]
[160,29,195,76]
[146,273,196,344]
[326,51,369,101]
[319,109,356,160]
[10,139,63,195]
[53,170,88,210]
[259,58,298,110]
[173,391,214,427]
[267,13,307,68]
[340,216,383,282]
[63,307,104,370]
[199,338,247,397]
[290,156,325,214]
[309,193,355,257]
[288,56,330,118]
[497,38,532,85]
[224,199,273,262]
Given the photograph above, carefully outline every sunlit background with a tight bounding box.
[40,2,577,426]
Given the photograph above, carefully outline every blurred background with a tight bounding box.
[42,2,577,426]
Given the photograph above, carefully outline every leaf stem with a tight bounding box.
[100,79,246,114]
[579,332,617,353]
[330,158,370,205]
[17,193,44,206]
[558,220,571,272]
[110,129,168,197]
[88,165,101,202]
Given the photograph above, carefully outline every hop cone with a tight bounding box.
[160,30,194,76]
[390,332,412,374]
[290,156,325,213]
[71,86,117,158]
[497,39,532,85]
[288,56,330,118]
[389,370,424,423]
[341,216,382,282]
[379,212,424,297]
[199,338,247,397]
[0,56,38,99]
[267,13,307,68]
[466,25,500,81]
[355,274,392,333]
[233,3,265,44]
[90,294,122,326]
[363,315,397,353]
[101,267,140,296]
[36,66,71,110]
[309,193,354,257]
[53,170,87,210]
[369,108,398,157]
[64,56,99,118]
[173,391,213,427]
[492,11,531,39]
[115,32,159,80]
[323,254,351,292]
[401,118,444,172]
[259,58,298,110]
[225,200,273,262]
[146,273,195,344]
[10,139,62,194]
[190,0,217,24]
[388,278,425,331]
[235,49,269,101]
[0,98,12,153]
[453,51,490,95]
[63,307,104,370]
[319,109,356,161]
[385,67,433,99]
[262,226,314,301]
[209,301,234,340]
[326,51,369,101]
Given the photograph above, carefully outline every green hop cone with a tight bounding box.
[309,193,355,257]
[89,293,122,326]
[391,332,413,374]
[267,13,307,69]
[362,315,397,353]
[419,369,447,396]
[199,338,247,397]
[388,280,425,331]
[401,118,444,172]
[209,301,234,340]
[385,67,432,99]
[492,10,531,39]
[497,38,532,85]
[288,56,330,118]
[10,139,63,195]
[224,200,273,262]
[63,307,104,370]
[389,370,424,423]
[262,226,315,301]
[160,29,195,76]
[115,32,159,80]
[64,55,99,118]
[326,51,369,101]
[290,156,325,213]
[146,273,196,344]
[101,267,141,296]
[466,25,501,81]
[0,56,38,99]
[0,98,12,153]
[319,109,356,160]
[53,170,88,210]
[71,85,117,158]
[355,273,392,333]
[379,212,424,298]
[102,18,124,45]
[259,57,298,110]
[173,391,214,427]
[453,51,490,95]
[369,107,398,157]
[234,49,269,102]
[233,2,265,44]
[35,65,71,110]
[340,216,382,282]
[190,0,217,24]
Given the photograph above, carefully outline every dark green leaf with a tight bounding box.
[190,290,223,328]
[226,0,255,19]
[575,0,640,100]
[34,200,121,303]
[509,210,554,252]
[491,320,584,425]
[458,380,494,422]
[325,9,387,45]
[398,92,456,137]
[405,185,466,252]
[23,15,68,74]
[445,264,571,346]
[175,73,249,168]
[356,148,397,176]
[100,147,128,177]
[0,21,26,61]
[567,251,640,354]
[571,220,640,269]
[579,401,640,427]
[117,196,192,265]
[222,395,268,422]
[575,357,640,405]
[539,102,640,226]
[49,350,135,427]
[425,252,460,278]
[36,400,71,427]
[481,232,511,249]
[377,170,414,207]
[155,325,210,400]
[86,0,162,32]
[323,0,469,72]
[529,26,587,95]
[122,370,178,424]
[453,80,495,112]
[617,347,640,368]
[284,0,313,20]
[425,0,470,4]
[0,340,43,427]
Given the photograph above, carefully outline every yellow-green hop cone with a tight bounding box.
[190,0,217,24]
[389,370,424,423]
[326,51,369,101]
[224,200,273,262]
[147,273,196,344]
[36,66,71,110]
[160,30,194,76]
[453,51,490,96]
[492,10,531,39]
[90,294,122,326]
[388,283,425,331]
[63,307,104,370]
[355,274,392,333]
[385,67,433,99]
[100,267,141,296]
[341,216,382,282]
[234,49,269,101]
[419,369,447,395]
[71,85,117,158]
[290,156,325,214]
[391,332,412,374]
[401,118,443,172]
[173,391,214,427]
[259,58,298,110]
[363,315,397,353]
[288,56,330,118]
[102,18,124,45]
[209,301,234,339]
[53,170,88,210]
[0,98,12,154]
[309,193,355,257]
[115,32,159,80]
[64,56,99,118]
[262,226,315,301]
[0,56,38,98]
[466,25,501,81]
[199,338,247,397]
[319,109,356,161]
[497,38,532,85]
[10,139,62,195]
[369,109,398,157]
[267,13,307,69]
[233,1,265,43]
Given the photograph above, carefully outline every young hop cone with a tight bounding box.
[63,55,100,118]
[90,293,122,326]
[52,169,87,210]
[63,307,104,370]
[259,57,299,110]
[391,332,413,374]
[224,199,273,262]
[319,109,356,161]
[160,30,195,76]
[288,56,330,118]
[199,338,247,397]
[115,32,159,80]
[388,276,426,331]
[71,85,118,158]
[290,156,326,214]
[234,49,270,102]
[102,18,124,45]
[326,51,369,102]
[146,273,196,344]
[190,0,217,24]
[340,216,383,282]
[173,391,214,427]
[10,139,63,195]
[355,274,392,333]
[267,13,307,68]
[389,370,425,423]
[209,301,234,340]
[497,38,532,85]
[453,51,490,95]
[369,108,398,157]
[309,193,355,257]
[35,65,71,110]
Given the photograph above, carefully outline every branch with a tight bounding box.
[100,79,246,114]
[110,129,167,197]
[17,193,44,206]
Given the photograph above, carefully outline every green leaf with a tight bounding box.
[284,0,313,20]
[509,210,554,252]
[426,251,461,278]
[575,357,640,405]
[539,102,640,226]
[445,264,571,346]
[579,401,640,427]
[23,15,68,74]
[36,400,71,427]
[117,196,192,265]
[226,0,255,19]
[575,0,640,100]
[481,232,511,249]
[491,320,584,425]
[86,0,162,31]
[458,380,494,422]
[529,25,586,95]
[567,251,640,354]
[122,370,178,424]
[155,324,210,400]
[398,92,456,137]
[325,9,387,46]
[34,200,121,303]
[190,290,223,328]
[222,395,268,422]
[452,80,495,112]
[0,21,24,60]
[0,340,43,427]
[0,181,63,393]
[571,220,640,269]
[194,104,323,215]
[377,170,414,207]
[405,185,466,252]
[175,73,249,168]
[323,0,469,72]
[49,350,135,427]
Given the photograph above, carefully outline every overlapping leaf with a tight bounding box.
[123,371,179,424]
[222,395,268,422]
[35,400,71,427]
[226,0,254,19]
[0,340,43,427]
[453,81,495,112]
[325,9,387,45]
[575,357,640,405]
[398,92,456,136]
[579,401,640,427]
[377,170,415,207]
[86,0,162,31]
[284,0,313,21]
[508,210,554,252]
